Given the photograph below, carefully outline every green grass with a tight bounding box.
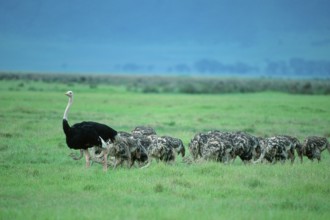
[0,79,330,220]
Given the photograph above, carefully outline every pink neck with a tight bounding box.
[63,96,73,120]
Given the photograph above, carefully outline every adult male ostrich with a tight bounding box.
[62,91,118,171]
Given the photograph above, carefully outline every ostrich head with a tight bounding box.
[65,91,73,97]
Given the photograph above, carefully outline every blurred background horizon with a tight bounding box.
[1,0,330,78]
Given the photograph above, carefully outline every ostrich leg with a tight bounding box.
[99,137,110,171]
[84,149,91,168]
[102,149,108,171]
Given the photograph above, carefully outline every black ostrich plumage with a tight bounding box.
[63,119,117,150]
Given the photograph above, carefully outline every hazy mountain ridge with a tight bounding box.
[1,0,330,76]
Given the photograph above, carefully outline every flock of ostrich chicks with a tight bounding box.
[63,91,330,171]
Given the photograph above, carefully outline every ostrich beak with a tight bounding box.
[65,91,72,97]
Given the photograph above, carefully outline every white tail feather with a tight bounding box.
[99,136,108,149]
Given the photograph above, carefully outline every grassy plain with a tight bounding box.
[0,79,330,219]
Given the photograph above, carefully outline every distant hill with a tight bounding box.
[0,0,330,76]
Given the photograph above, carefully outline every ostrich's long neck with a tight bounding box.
[63,96,73,120]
